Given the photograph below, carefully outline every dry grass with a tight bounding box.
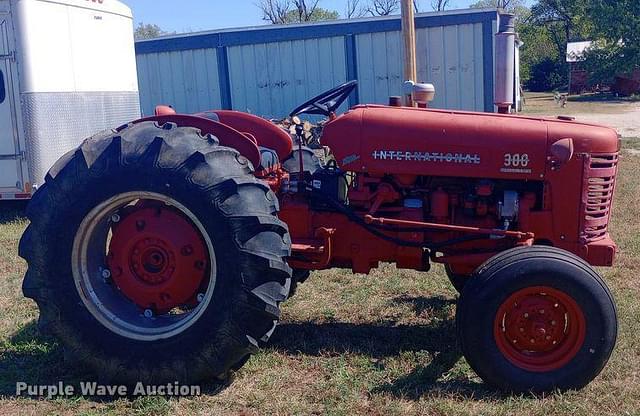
[1,148,640,415]
[522,92,640,115]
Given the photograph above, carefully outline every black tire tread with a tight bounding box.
[20,121,292,384]
[457,245,617,392]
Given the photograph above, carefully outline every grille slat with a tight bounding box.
[580,154,618,242]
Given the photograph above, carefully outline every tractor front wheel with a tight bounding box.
[444,264,469,293]
[456,246,617,392]
[19,121,292,384]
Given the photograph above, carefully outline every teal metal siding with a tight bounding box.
[135,9,499,117]
[136,48,222,116]
[227,36,346,118]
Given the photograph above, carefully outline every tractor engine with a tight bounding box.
[280,167,539,275]
[279,104,619,275]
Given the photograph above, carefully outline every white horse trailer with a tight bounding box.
[0,0,140,199]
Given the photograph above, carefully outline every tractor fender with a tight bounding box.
[130,114,262,169]
[204,110,293,161]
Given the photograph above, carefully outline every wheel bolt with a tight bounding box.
[539,309,545,314]
[554,303,559,308]
[111,213,121,223]
[143,309,154,318]
[101,268,112,279]
[551,320,557,326]
[519,328,524,332]
[530,339,535,343]
[524,313,529,318]
[546,336,551,340]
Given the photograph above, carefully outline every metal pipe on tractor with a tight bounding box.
[401,0,418,107]
[19,12,620,392]
[495,14,517,114]
[400,1,436,109]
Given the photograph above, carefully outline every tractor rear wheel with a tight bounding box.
[19,121,292,384]
[456,246,617,392]
[288,269,311,298]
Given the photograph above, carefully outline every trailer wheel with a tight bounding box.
[456,246,617,392]
[19,121,292,384]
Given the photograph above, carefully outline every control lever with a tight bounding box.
[294,117,305,185]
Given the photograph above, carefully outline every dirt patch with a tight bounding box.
[523,93,640,137]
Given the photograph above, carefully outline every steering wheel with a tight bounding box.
[289,80,358,117]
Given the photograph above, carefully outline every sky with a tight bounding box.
[124,0,495,34]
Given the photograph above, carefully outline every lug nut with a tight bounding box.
[539,309,545,314]
[136,220,146,231]
[111,213,121,223]
[101,269,112,279]
[524,313,529,318]
[551,320,557,326]
[143,309,154,318]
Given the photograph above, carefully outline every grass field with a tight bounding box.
[1,124,639,414]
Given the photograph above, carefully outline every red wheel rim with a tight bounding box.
[493,286,586,372]
[107,201,209,314]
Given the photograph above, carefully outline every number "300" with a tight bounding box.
[504,153,530,167]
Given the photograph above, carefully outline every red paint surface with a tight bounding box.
[107,204,209,314]
[493,286,586,372]
[138,104,619,275]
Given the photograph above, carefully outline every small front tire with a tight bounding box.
[456,246,617,392]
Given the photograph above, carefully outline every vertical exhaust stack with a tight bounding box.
[495,14,516,114]
[401,0,417,107]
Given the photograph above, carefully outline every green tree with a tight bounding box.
[528,0,592,60]
[582,0,640,83]
[259,0,339,24]
[284,7,339,22]
[470,0,530,24]
[134,23,169,40]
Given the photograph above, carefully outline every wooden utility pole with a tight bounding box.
[401,0,417,105]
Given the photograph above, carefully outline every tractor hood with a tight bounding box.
[322,105,620,180]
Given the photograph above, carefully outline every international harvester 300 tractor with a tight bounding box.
[20,81,619,392]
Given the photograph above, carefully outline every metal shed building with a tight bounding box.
[135,8,515,119]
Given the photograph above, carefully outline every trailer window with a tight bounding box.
[0,69,5,104]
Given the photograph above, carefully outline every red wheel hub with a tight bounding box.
[494,286,586,372]
[107,203,209,314]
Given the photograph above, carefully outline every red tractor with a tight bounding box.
[20,81,619,392]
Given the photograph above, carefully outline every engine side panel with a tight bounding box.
[323,105,550,180]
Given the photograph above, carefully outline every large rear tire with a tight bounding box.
[19,121,292,384]
[456,246,617,392]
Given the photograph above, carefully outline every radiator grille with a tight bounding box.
[581,154,618,242]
